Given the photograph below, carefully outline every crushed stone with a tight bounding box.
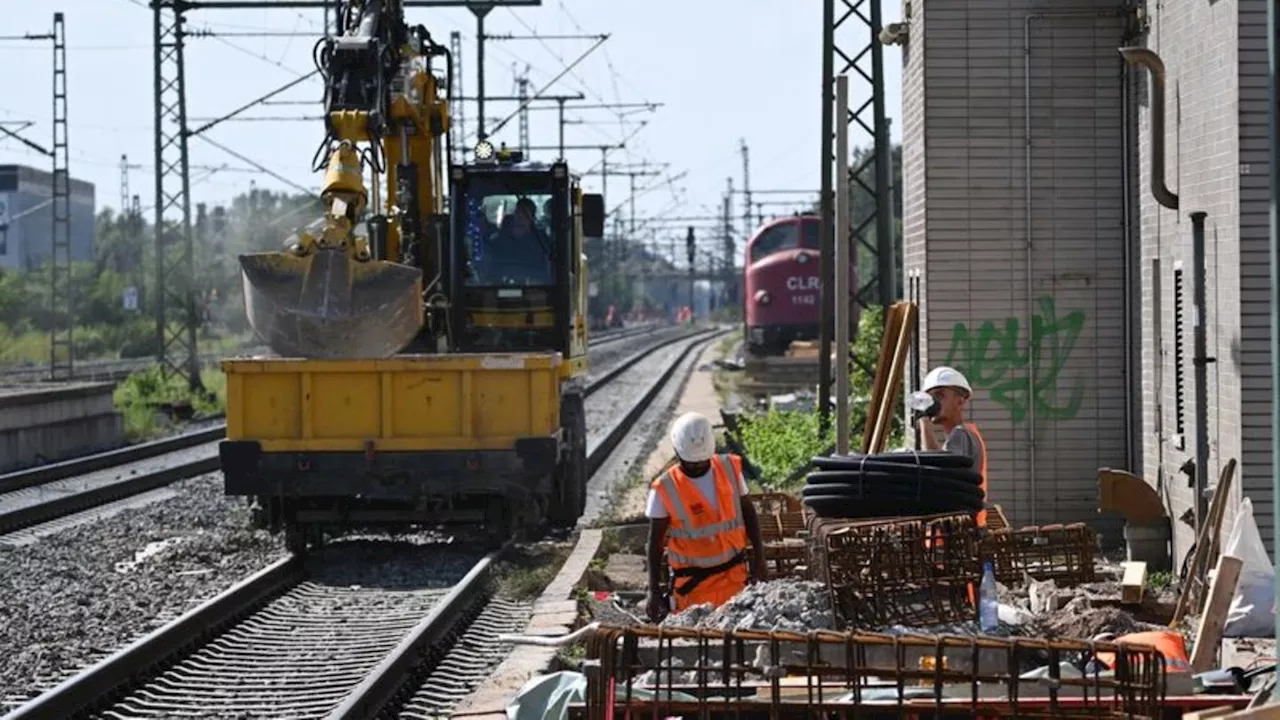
[660,580,835,632]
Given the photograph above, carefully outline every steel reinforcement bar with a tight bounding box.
[0,326,711,538]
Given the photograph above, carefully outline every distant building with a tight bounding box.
[0,164,96,271]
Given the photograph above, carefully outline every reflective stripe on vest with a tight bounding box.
[652,454,749,570]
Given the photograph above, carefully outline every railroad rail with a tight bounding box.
[0,324,655,385]
[0,324,707,540]
[7,328,727,719]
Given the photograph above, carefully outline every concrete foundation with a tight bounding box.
[0,382,125,473]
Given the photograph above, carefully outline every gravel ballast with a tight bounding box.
[0,474,285,704]
[0,327,694,708]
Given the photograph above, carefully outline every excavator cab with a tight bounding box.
[448,145,603,354]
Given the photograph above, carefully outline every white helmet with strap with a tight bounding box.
[670,411,715,463]
[922,366,972,397]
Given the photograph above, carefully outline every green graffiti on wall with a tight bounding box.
[942,296,1085,424]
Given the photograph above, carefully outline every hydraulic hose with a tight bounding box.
[801,450,984,520]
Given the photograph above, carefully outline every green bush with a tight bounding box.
[114,366,226,441]
[736,305,906,490]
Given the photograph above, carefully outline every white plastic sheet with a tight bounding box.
[1221,498,1276,638]
[505,670,697,720]
[506,671,586,720]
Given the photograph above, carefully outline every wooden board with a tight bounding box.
[1190,554,1244,673]
[1121,561,1148,605]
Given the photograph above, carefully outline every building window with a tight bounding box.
[1173,265,1186,438]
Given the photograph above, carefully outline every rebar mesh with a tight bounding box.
[810,513,983,627]
[983,523,1099,587]
[582,624,1166,718]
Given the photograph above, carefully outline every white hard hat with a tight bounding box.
[670,411,715,463]
[922,366,972,396]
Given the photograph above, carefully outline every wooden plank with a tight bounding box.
[1172,459,1238,626]
[1120,561,1148,605]
[1223,706,1280,719]
[1190,555,1245,673]
[1185,707,1245,720]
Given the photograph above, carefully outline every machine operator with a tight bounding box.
[645,412,766,623]
[478,197,553,285]
[917,366,990,527]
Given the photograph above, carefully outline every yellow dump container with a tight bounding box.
[222,353,565,453]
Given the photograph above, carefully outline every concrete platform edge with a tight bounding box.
[451,528,602,717]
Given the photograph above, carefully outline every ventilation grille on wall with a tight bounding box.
[1173,265,1186,440]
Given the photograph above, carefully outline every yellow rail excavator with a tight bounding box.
[218,0,605,551]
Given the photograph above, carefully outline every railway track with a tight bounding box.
[0,323,698,542]
[0,324,656,385]
[6,327,726,720]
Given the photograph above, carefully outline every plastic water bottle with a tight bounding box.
[979,562,999,633]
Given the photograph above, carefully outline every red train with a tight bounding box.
[742,214,857,356]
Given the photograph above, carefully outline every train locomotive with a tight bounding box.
[743,214,819,356]
[742,214,859,356]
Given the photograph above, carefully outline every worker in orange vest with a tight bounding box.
[917,366,989,528]
[645,412,767,622]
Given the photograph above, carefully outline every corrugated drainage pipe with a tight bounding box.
[1119,47,1180,211]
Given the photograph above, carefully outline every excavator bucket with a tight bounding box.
[239,248,424,359]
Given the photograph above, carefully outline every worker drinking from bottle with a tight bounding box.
[645,412,766,623]
[917,366,989,528]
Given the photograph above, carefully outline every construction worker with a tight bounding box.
[645,412,766,623]
[918,366,989,528]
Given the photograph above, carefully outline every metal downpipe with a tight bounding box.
[1118,47,1180,211]
[1190,211,1212,531]
[1266,0,1279,679]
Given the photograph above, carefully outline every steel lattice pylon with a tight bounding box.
[818,0,895,426]
[49,12,73,381]
[449,30,466,165]
[831,0,895,310]
[152,0,200,389]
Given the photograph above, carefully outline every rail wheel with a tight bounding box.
[249,496,283,533]
[283,512,323,555]
[549,392,587,530]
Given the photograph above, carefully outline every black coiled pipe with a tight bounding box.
[801,450,985,519]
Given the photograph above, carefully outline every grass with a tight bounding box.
[114,366,227,441]
[1148,570,1175,592]
[497,542,574,601]
[0,323,253,367]
[590,467,650,528]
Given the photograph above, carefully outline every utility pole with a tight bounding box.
[820,0,896,430]
[4,14,74,381]
[686,226,696,319]
[740,138,752,244]
[516,68,531,154]
[723,176,734,308]
[449,31,465,165]
[472,5,491,141]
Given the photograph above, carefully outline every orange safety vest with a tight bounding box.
[965,422,989,528]
[1095,630,1192,674]
[652,454,750,612]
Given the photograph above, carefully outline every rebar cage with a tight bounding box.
[809,513,983,628]
[579,625,1167,719]
[982,523,1099,587]
[748,492,810,580]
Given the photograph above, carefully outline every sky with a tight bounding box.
[2,0,903,260]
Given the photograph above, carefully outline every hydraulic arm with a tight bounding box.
[238,0,450,359]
